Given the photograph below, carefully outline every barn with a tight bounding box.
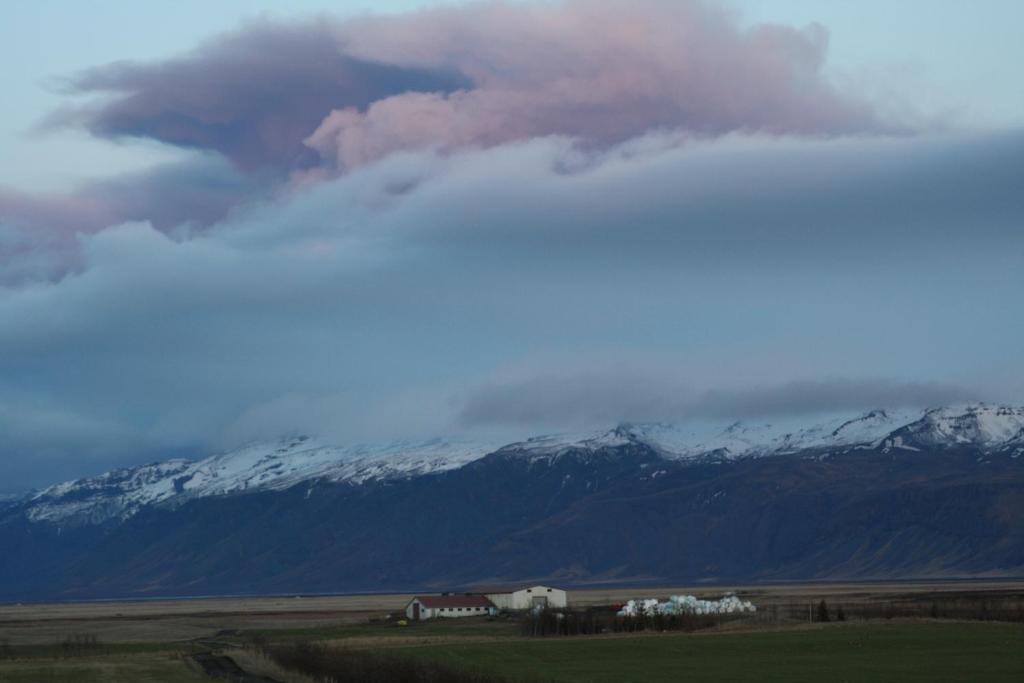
[405,594,496,621]
[485,585,568,611]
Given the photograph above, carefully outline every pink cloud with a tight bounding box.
[0,158,259,283]
[14,1,911,284]
[308,0,892,170]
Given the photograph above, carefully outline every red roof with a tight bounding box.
[413,594,494,609]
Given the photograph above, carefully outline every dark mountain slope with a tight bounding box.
[2,444,1021,601]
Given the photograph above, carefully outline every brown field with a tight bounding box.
[1,581,1022,682]
[2,580,1022,646]
[0,596,399,646]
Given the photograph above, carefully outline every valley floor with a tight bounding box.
[1,581,1022,682]
[405,622,1024,683]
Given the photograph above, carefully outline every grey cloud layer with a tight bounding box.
[0,157,261,282]
[0,1,1020,488]
[1,130,1021,487]
[459,374,973,428]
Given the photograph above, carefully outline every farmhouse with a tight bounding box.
[484,585,568,611]
[405,593,496,621]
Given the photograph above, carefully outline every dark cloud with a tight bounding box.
[82,156,264,232]
[457,367,974,429]
[458,368,688,429]
[44,19,470,171]
[694,379,974,420]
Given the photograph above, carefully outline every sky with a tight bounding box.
[1,0,1022,490]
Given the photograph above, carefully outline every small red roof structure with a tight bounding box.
[413,594,494,609]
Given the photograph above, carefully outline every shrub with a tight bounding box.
[268,641,523,683]
[58,633,103,658]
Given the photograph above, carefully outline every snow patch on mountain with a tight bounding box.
[19,403,1024,526]
[494,407,923,460]
[624,408,923,459]
[25,436,499,524]
[884,404,1024,450]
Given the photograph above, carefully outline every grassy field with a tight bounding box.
[4,622,1022,682]
[407,622,1024,683]
[2,582,1022,681]
[0,652,205,682]
[2,580,1020,645]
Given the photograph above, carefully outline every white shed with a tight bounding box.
[405,594,496,621]
[485,585,568,611]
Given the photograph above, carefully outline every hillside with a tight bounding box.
[1,404,1023,601]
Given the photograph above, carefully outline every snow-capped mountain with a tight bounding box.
[882,404,1024,451]
[495,403,1024,460]
[17,403,1024,527]
[21,436,500,525]
[4,402,1024,601]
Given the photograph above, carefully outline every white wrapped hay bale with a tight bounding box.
[618,593,757,617]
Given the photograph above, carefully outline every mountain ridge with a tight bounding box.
[3,402,1022,601]
[14,403,1024,527]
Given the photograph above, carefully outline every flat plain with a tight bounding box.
[410,622,1024,683]
[1,581,1022,682]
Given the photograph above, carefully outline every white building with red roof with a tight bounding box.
[404,593,496,621]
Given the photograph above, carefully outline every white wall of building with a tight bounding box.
[486,592,513,610]
[405,599,494,620]
[405,599,431,620]
[486,585,567,610]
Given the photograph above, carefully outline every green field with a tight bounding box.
[2,622,1022,682]
[407,622,1024,683]
[0,653,205,683]
[3,586,1023,682]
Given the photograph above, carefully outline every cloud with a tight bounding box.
[82,156,265,232]
[44,1,895,178]
[2,2,1021,489]
[309,0,894,170]
[10,0,912,284]
[695,379,976,419]
[0,188,114,235]
[458,372,974,428]
[1,130,1021,488]
[0,396,157,490]
[44,18,470,171]
[455,349,979,429]
[0,156,262,283]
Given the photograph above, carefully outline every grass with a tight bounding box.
[1,640,200,660]
[3,587,1024,682]
[3,619,1023,682]
[241,615,518,643]
[403,622,1024,683]
[0,652,205,682]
